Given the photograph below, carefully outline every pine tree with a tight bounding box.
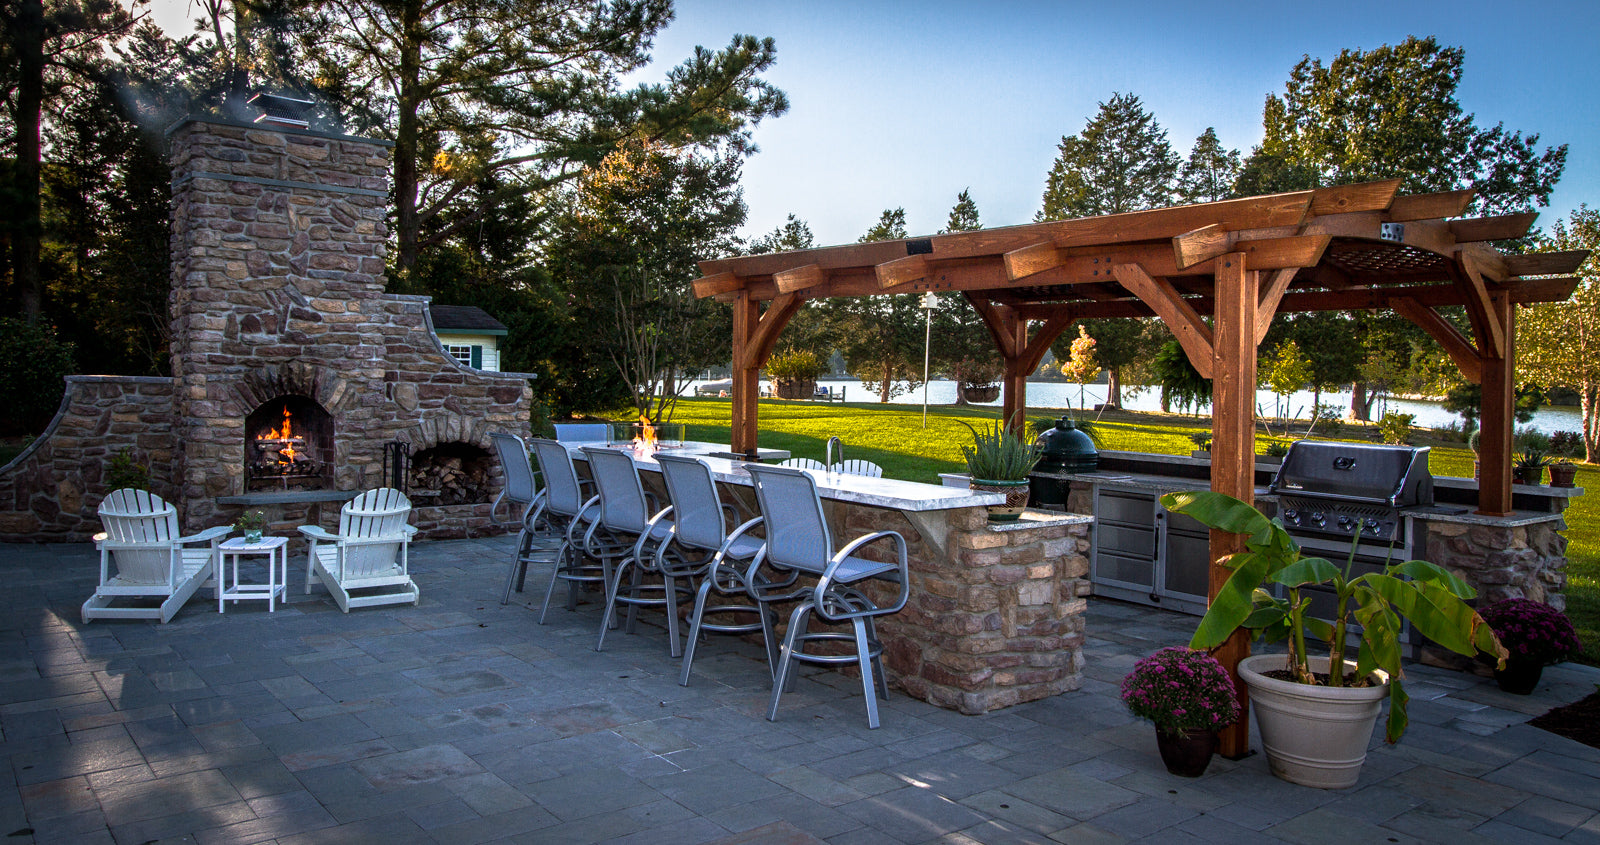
[1037,93,1178,221]
[1176,128,1241,204]
[942,188,981,233]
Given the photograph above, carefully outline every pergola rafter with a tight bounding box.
[693,181,1587,758]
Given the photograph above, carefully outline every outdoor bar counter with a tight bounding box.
[568,442,1096,714]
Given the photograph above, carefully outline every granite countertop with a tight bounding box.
[568,441,1004,512]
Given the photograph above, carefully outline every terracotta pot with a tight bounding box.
[773,377,817,399]
[1238,654,1389,789]
[1155,728,1217,778]
[1548,464,1578,488]
[1494,658,1543,695]
[970,479,1030,522]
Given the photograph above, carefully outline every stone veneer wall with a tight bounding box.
[0,377,176,540]
[1421,517,1569,611]
[826,502,1092,714]
[166,118,533,534]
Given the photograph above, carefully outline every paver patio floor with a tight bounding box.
[2,536,1597,844]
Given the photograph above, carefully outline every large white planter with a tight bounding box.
[1238,653,1389,789]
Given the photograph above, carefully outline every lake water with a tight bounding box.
[683,378,1584,434]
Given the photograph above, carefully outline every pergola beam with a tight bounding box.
[1387,188,1475,222]
[1391,298,1484,383]
[1112,263,1215,379]
[773,264,827,294]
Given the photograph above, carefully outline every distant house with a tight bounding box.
[429,305,507,371]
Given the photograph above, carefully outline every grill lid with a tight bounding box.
[1269,441,1433,507]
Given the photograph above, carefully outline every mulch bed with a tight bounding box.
[1528,689,1600,750]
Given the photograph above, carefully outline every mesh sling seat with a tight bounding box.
[529,438,603,623]
[83,489,230,623]
[300,488,419,612]
[654,454,796,686]
[490,432,563,604]
[582,446,689,654]
[744,464,910,729]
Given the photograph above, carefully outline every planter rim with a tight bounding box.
[1238,653,1389,701]
[970,477,1031,486]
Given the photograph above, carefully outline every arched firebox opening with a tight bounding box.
[244,396,335,491]
[408,442,494,506]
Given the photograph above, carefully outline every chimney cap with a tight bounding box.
[248,91,313,129]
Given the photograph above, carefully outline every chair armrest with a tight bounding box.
[299,525,339,542]
[178,525,233,545]
[817,530,910,619]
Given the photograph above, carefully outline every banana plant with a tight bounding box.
[1160,490,1507,744]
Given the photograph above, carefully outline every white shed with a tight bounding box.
[429,304,508,372]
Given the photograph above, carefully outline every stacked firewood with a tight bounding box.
[407,455,492,505]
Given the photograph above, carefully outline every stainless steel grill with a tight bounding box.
[1269,441,1433,545]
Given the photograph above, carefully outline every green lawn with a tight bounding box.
[629,396,1600,666]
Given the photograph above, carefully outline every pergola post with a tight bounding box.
[1210,253,1257,758]
[1477,294,1517,516]
[730,292,760,455]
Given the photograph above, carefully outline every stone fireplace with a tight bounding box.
[0,112,534,541]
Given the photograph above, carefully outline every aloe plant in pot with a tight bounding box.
[1160,490,1507,788]
[961,416,1040,522]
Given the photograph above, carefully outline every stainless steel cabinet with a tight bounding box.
[1089,486,1210,615]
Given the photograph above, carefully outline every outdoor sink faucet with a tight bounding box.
[827,436,843,468]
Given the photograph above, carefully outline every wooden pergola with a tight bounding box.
[692,179,1586,754]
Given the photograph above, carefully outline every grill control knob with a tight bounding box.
[1283,509,1299,523]
[1337,515,1354,529]
[1365,519,1381,533]
[1310,511,1326,526]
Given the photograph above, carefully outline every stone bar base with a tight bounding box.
[828,500,1094,714]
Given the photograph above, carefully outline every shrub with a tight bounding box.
[1377,411,1414,444]
[1120,646,1240,737]
[105,449,150,492]
[1515,427,1551,453]
[1548,430,1583,457]
[0,318,75,436]
[1480,599,1581,666]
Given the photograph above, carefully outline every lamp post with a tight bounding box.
[920,292,938,428]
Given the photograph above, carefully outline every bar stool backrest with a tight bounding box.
[744,464,832,573]
[581,447,651,534]
[489,432,537,506]
[529,438,586,518]
[654,454,725,551]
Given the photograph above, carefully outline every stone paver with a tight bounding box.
[1,536,1596,844]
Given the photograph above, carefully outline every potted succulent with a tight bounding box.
[1478,598,1582,694]
[1190,431,1213,459]
[766,349,823,400]
[234,510,267,544]
[1161,490,1506,788]
[1548,459,1578,489]
[1513,448,1550,486]
[1121,646,1240,777]
[961,416,1041,522]
[1259,440,1291,465]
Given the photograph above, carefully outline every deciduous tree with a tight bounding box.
[1520,207,1600,461]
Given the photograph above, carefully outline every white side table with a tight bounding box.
[217,536,290,613]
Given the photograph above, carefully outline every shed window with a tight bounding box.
[447,344,481,368]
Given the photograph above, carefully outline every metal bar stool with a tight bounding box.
[528,438,603,623]
[583,447,687,654]
[744,464,910,729]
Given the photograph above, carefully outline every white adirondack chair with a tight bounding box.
[83,489,229,624]
[300,488,419,612]
[832,460,884,478]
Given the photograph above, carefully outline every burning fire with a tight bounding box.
[262,406,301,463]
[631,415,657,457]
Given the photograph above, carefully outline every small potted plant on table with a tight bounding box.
[1121,646,1240,777]
[1548,459,1578,488]
[1513,448,1550,485]
[234,510,266,544]
[1161,490,1506,788]
[1478,598,1582,694]
[1190,431,1212,459]
[961,416,1040,522]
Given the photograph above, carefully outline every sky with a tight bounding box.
[146,0,1599,248]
